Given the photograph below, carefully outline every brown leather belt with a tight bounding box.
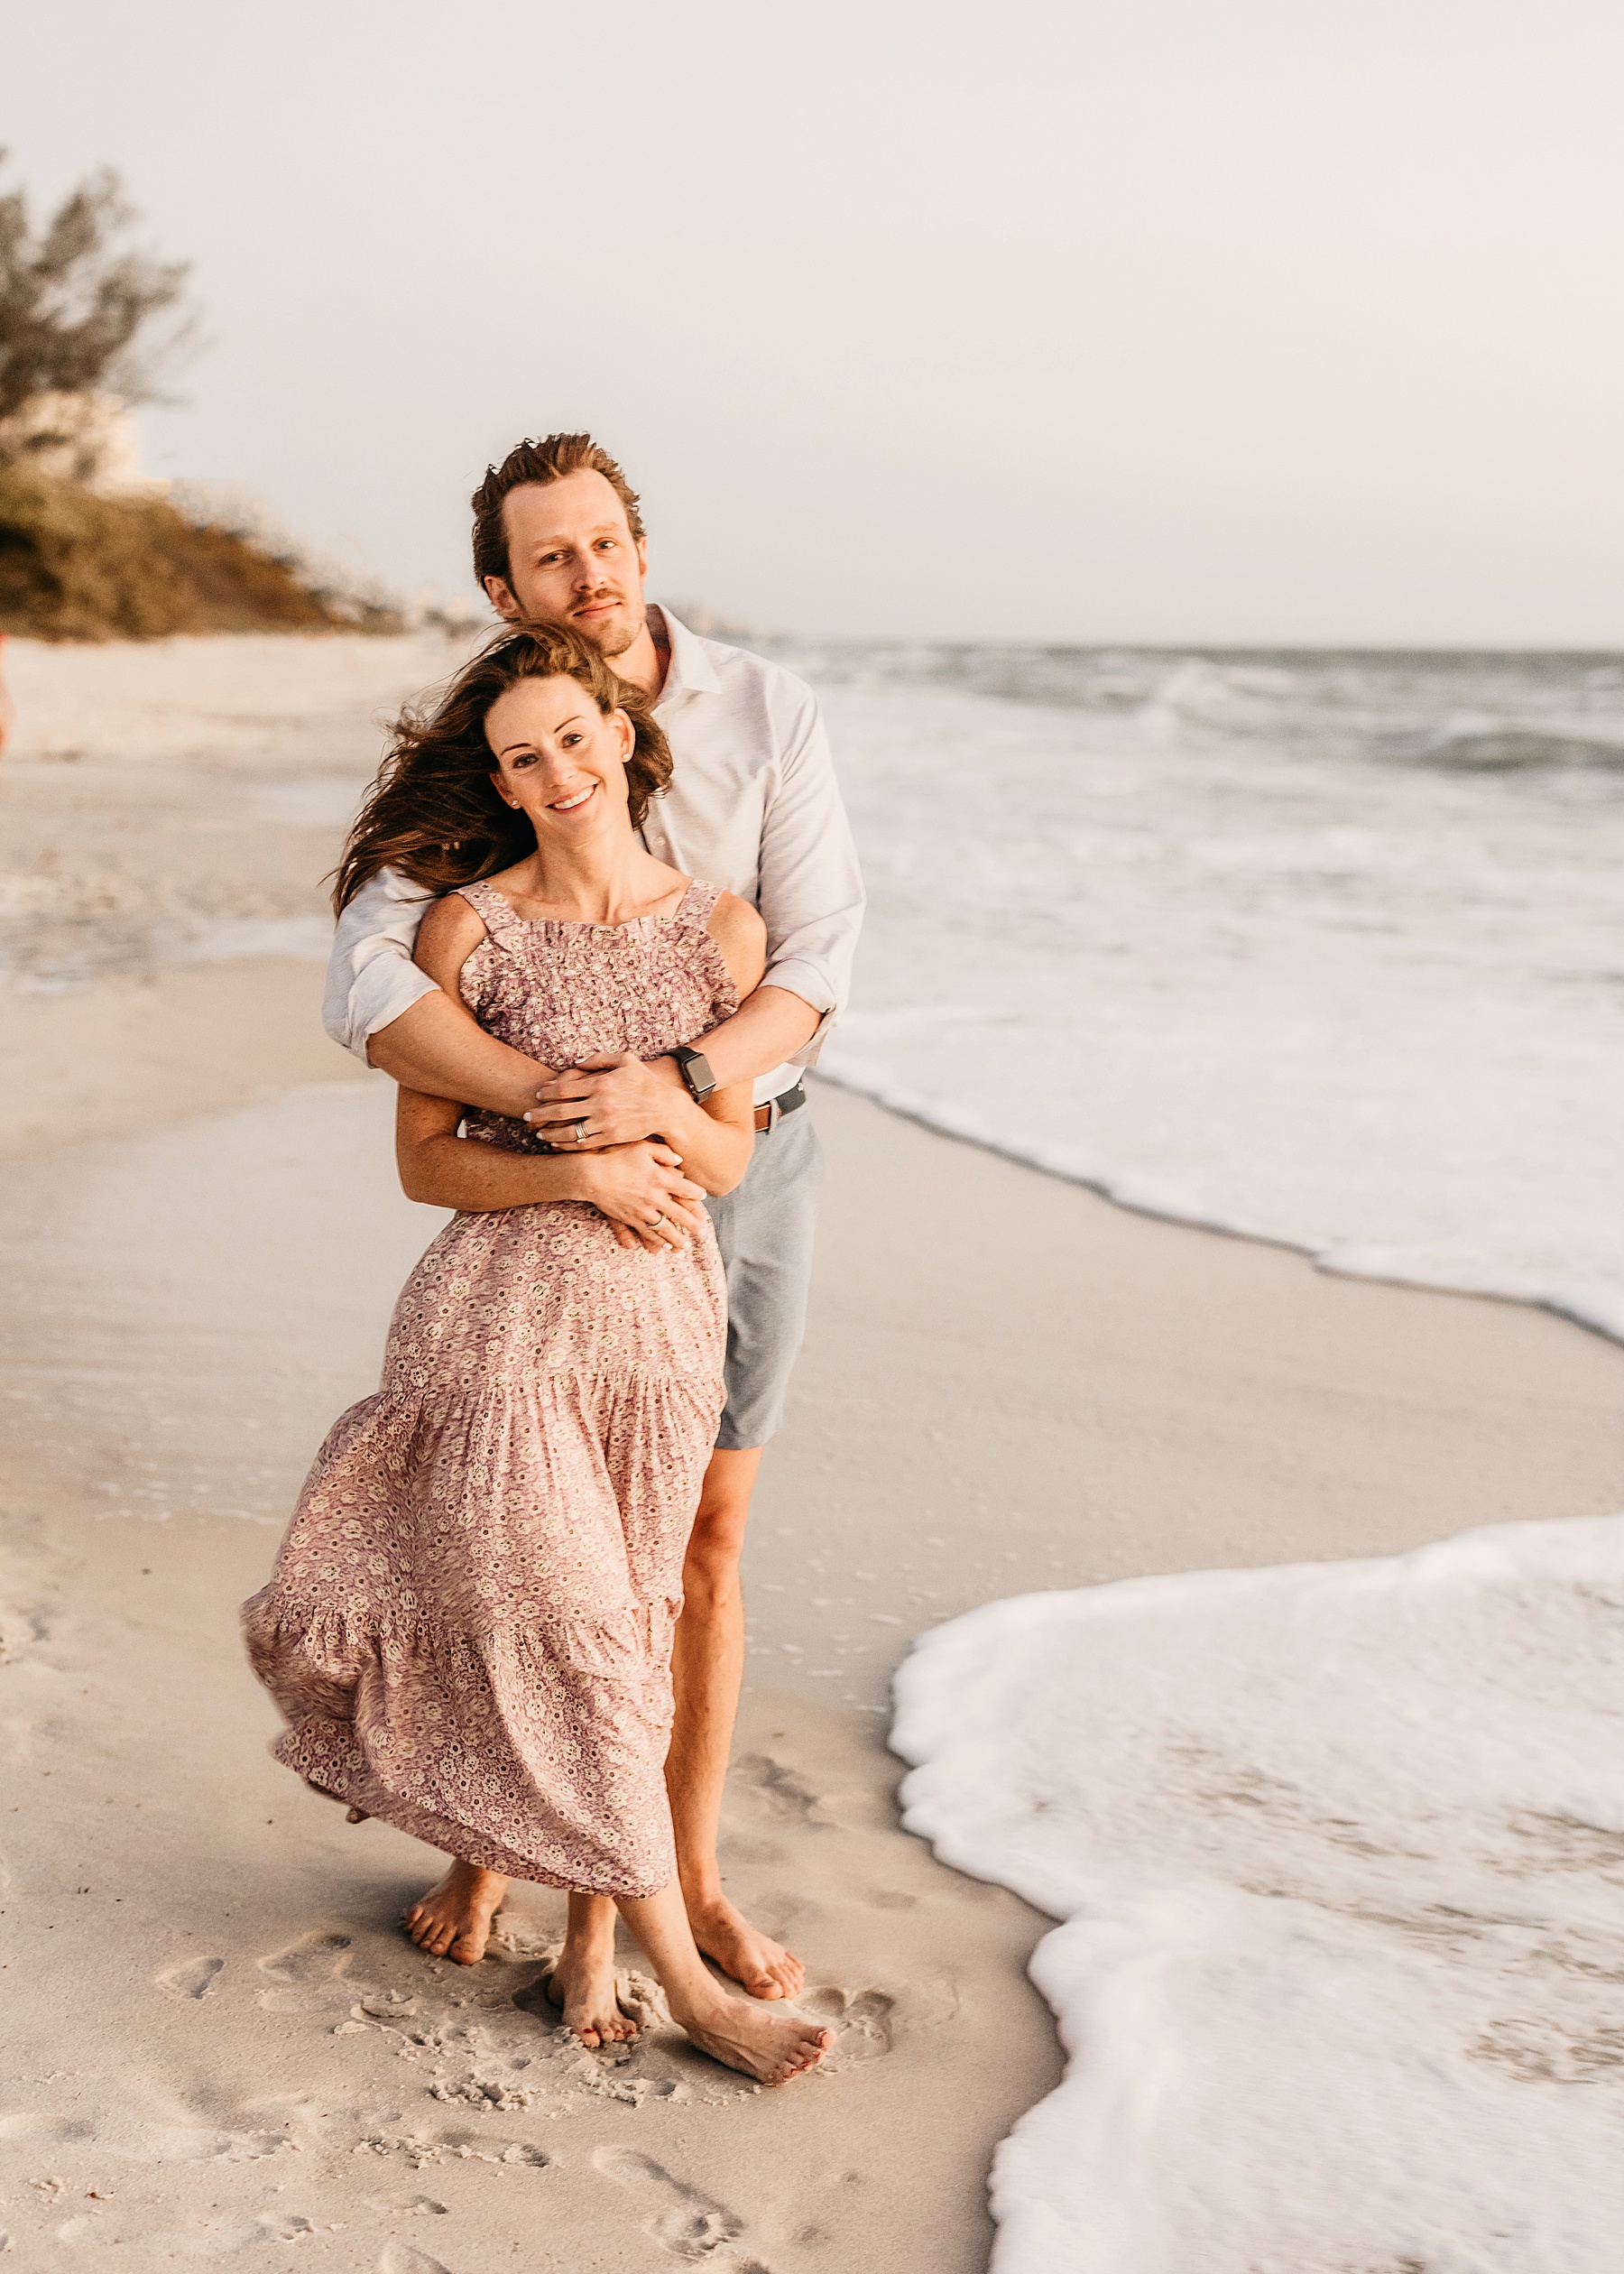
[752,1081,807,1133]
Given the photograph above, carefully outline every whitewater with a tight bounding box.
[797,644,1624,1338]
[792,644,1624,2266]
[892,1516,1624,2271]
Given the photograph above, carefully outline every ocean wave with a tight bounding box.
[780,637,1624,779]
[817,669,1624,1345]
[1399,726,1624,772]
[892,1514,1624,2272]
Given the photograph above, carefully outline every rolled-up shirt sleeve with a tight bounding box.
[755,687,865,1064]
[322,867,439,1063]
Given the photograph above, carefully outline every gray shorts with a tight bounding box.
[703,1102,821,1452]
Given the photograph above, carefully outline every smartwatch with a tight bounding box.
[669,1045,716,1104]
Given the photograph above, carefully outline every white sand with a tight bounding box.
[3,633,1620,2269]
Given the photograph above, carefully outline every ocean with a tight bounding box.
[807,642,1624,2265]
[786,642,1624,1338]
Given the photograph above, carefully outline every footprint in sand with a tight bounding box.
[0,2114,97,2146]
[256,1931,354,1985]
[157,1955,224,1999]
[256,2212,318,2241]
[377,2250,450,2274]
[798,1986,895,2067]
[734,1754,827,1827]
[358,2127,550,2172]
[593,2145,770,2268]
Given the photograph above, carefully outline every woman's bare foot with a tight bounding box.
[403,1860,508,1964]
[688,1894,805,2001]
[671,1984,832,2085]
[544,1940,639,2049]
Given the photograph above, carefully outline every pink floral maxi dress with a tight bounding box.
[242,880,736,1898]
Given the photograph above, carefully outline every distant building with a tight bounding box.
[0,392,168,497]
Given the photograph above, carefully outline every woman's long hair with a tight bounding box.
[331,623,673,913]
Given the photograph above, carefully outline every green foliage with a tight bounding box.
[0,465,403,641]
[0,152,193,429]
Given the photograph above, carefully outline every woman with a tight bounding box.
[243,625,831,2086]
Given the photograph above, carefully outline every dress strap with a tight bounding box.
[676,879,726,929]
[457,879,525,948]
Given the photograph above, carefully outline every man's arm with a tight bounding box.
[326,866,558,1114]
[369,988,558,1118]
[323,868,438,1058]
[747,677,864,1064]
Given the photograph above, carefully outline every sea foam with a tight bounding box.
[892,1515,1624,2270]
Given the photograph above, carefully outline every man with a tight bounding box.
[324,433,863,1998]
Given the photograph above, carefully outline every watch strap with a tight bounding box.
[670,1045,715,1103]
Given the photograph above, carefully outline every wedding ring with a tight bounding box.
[574,1121,588,1145]
[649,1211,667,1230]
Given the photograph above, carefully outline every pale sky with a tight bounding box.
[8,0,1623,643]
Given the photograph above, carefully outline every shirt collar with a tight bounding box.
[650,603,722,702]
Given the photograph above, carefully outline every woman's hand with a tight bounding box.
[577,1141,711,1253]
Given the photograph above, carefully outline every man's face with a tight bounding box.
[484,469,649,660]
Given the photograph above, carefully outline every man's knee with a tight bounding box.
[680,1446,762,1613]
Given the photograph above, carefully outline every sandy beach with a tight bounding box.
[3,636,1621,2271]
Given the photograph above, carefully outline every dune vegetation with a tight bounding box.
[0,153,400,642]
[0,465,401,641]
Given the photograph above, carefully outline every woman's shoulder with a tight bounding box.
[690,885,765,996]
[414,887,491,975]
[701,887,766,954]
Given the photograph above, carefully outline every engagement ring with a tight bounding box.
[574,1121,588,1144]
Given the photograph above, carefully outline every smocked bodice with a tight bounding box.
[454,876,740,1156]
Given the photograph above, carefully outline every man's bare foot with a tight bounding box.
[670,1986,832,2085]
[403,1860,508,1964]
[543,1940,639,2049]
[688,1893,805,2001]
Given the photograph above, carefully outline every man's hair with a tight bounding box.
[331,622,671,912]
[470,432,645,592]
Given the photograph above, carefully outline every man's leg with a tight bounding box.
[666,1444,806,1996]
[668,1106,820,1998]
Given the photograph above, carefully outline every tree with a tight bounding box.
[0,152,193,432]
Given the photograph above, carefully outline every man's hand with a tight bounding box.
[576,1140,709,1253]
[525,1052,686,1150]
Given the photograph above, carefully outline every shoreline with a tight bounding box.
[3,965,1621,2270]
[813,1064,1624,1352]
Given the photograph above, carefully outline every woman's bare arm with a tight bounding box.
[394,1088,709,1248]
[364,892,557,1114]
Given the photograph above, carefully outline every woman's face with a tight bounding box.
[484,674,634,846]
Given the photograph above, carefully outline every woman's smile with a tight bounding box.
[548,781,597,813]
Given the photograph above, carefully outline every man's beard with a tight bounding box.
[573,594,645,661]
